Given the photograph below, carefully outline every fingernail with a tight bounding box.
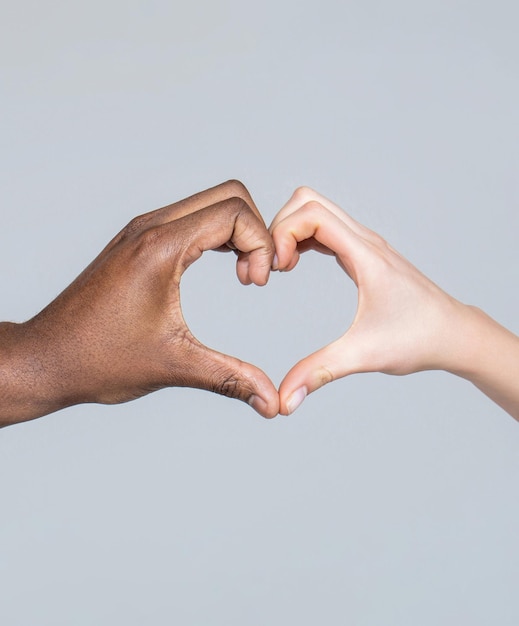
[272,254,279,270]
[248,394,268,416]
[286,386,307,414]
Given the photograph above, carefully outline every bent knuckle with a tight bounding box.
[368,230,388,248]
[131,226,165,261]
[222,179,249,199]
[205,360,253,400]
[215,374,242,399]
[300,199,326,219]
[293,186,315,203]
[226,195,250,214]
[123,213,153,238]
[263,237,276,256]
[317,365,335,387]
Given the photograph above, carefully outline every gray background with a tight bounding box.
[1,1,518,624]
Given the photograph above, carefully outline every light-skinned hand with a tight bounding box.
[271,187,519,420]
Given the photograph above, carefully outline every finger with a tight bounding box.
[278,335,361,415]
[236,251,253,285]
[133,179,266,232]
[272,238,335,271]
[269,186,367,238]
[296,237,336,257]
[275,238,335,273]
[177,334,279,418]
[99,181,266,269]
[271,201,367,281]
[169,197,275,286]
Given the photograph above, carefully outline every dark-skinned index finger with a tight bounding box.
[140,179,266,231]
[162,196,275,286]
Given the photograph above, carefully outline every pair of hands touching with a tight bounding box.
[1,180,518,427]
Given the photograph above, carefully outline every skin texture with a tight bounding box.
[0,180,279,427]
[270,187,519,420]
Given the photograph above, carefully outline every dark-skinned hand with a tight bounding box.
[0,180,279,426]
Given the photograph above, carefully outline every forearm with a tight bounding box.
[447,305,519,420]
[0,321,61,426]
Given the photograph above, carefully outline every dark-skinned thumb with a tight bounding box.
[179,339,279,418]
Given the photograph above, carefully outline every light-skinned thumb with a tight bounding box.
[278,336,360,415]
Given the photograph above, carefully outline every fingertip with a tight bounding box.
[279,388,306,415]
[248,394,279,418]
[238,274,253,286]
[284,251,300,272]
[247,374,279,417]
[271,228,291,266]
[279,343,346,413]
[271,233,299,271]
[250,266,270,286]
[285,386,307,415]
[278,363,321,415]
[236,254,253,285]
[232,360,279,417]
[273,247,293,271]
[247,248,273,286]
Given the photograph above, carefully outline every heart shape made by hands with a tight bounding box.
[177,183,462,418]
[181,248,355,411]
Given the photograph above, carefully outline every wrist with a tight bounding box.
[0,321,63,426]
[439,303,485,377]
[442,304,519,419]
[444,304,512,378]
